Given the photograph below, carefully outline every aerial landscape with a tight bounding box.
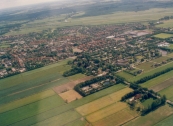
[1,0,173,126]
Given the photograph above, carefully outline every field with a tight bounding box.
[136,61,154,72]
[154,33,173,39]
[59,90,82,103]
[116,71,134,80]
[93,108,138,126]
[129,61,173,83]
[53,76,93,94]
[155,114,173,126]
[142,98,155,108]
[159,85,173,101]
[168,44,173,49]
[67,73,86,81]
[0,95,65,126]
[124,105,173,126]
[86,102,128,122]
[0,89,55,113]
[32,110,82,126]
[156,19,173,28]
[6,8,173,35]
[150,77,173,92]
[76,88,133,116]
[5,84,126,126]
[151,56,170,63]
[141,70,173,88]
[65,118,89,126]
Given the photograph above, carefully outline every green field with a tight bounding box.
[155,114,173,126]
[0,89,55,113]
[159,85,173,100]
[129,61,173,83]
[136,61,154,72]
[0,58,72,90]
[168,44,173,49]
[116,71,134,80]
[10,84,125,126]
[67,73,86,81]
[125,105,173,126]
[154,33,173,39]
[141,70,173,88]
[152,56,170,63]
[142,98,155,108]
[156,19,173,28]
[6,8,173,35]
[32,110,81,126]
[65,118,89,126]
[0,95,65,126]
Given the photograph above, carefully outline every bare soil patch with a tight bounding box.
[53,76,93,94]
[59,90,82,103]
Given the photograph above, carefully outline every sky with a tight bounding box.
[0,0,64,9]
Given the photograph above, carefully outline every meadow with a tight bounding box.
[6,8,173,35]
[8,84,125,126]
[154,33,173,39]
[93,108,138,126]
[125,105,173,126]
[156,19,173,28]
[136,61,154,72]
[155,114,173,126]
[159,85,173,100]
[86,102,128,122]
[116,71,134,80]
[152,56,170,63]
[141,70,173,88]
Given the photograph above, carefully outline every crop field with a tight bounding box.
[92,108,138,126]
[59,90,82,103]
[136,61,154,72]
[0,89,55,113]
[32,110,81,126]
[156,19,173,28]
[151,56,170,63]
[0,58,72,90]
[76,87,133,116]
[116,71,134,80]
[150,77,173,92]
[125,105,173,126]
[67,73,86,81]
[129,61,173,83]
[65,118,89,126]
[141,70,173,88]
[154,33,173,39]
[159,85,173,100]
[86,102,128,122]
[0,95,65,126]
[7,84,126,126]
[155,114,173,126]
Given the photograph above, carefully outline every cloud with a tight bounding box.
[0,0,61,9]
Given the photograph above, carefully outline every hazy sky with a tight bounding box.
[0,0,63,9]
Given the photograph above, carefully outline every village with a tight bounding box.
[0,22,173,79]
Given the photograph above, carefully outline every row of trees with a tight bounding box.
[134,67,173,84]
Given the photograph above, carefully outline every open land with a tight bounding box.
[124,105,173,126]
[154,33,173,39]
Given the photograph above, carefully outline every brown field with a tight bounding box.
[86,102,127,123]
[76,88,133,116]
[59,90,82,103]
[150,77,173,92]
[53,76,93,94]
[92,109,138,126]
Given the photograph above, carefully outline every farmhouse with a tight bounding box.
[158,42,170,47]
